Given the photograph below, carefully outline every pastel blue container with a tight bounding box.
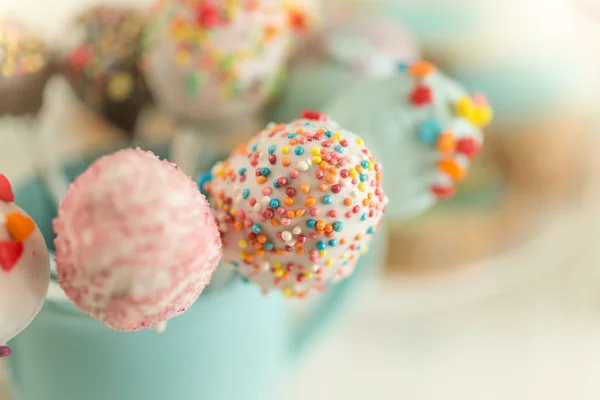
[7,150,386,400]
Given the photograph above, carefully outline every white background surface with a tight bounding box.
[1,0,600,399]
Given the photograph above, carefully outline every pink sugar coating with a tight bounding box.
[53,148,222,332]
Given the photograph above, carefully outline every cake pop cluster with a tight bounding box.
[405,61,493,198]
[53,149,222,332]
[0,174,50,356]
[141,0,307,124]
[206,112,387,298]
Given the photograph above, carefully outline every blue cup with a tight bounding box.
[7,150,386,400]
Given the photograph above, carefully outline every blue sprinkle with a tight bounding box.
[397,62,409,72]
[418,119,442,146]
[251,224,262,233]
[332,221,344,232]
[360,160,369,169]
[238,167,247,175]
[265,242,274,250]
[306,219,317,228]
[260,167,271,176]
[325,130,333,138]
[323,195,333,205]
[334,145,344,153]
[251,144,258,152]
[269,199,280,208]
[328,239,338,247]
[361,213,368,221]
[295,146,304,155]
[273,179,280,188]
[288,133,297,139]
[242,188,250,199]
[268,145,276,154]
[316,241,327,251]
[367,226,376,234]
[359,174,367,182]
[241,277,250,283]
[196,173,212,197]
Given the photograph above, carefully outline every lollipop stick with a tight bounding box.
[168,123,206,176]
[17,117,70,210]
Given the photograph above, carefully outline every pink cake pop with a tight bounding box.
[206,111,387,298]
[0,174,50,356]
[53,149,222,332]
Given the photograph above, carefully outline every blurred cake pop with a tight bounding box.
[268,12,420,123]
[325,61,493,220]
[205,112,387,298]
[0,18,53,117]
[141,0,298,126]
[0,174,50,357]
[0,17,68,209]
[59,6,152,137]
[53,149,222,332]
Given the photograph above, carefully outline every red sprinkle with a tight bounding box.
[286,187,296,197]
[431,185,456,199]
[277,177,288,186]
[457,137,482,158]
[302,110,329,121]
[332,184,341,193]
[0,174,14,203]
[409,84,433,106]
[196,1,221,28]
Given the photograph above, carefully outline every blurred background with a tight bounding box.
[1,0,600,399]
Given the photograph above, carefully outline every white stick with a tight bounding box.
[16,117,70,210]
[168,123,207,177]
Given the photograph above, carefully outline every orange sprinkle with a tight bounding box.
[253,242,262,250]
[5,212,35,242]
[256,176,267,184]
[325,224,333,233]
[319,183,328,191]
[329,167,338,175]
[316,229,324,236]
[296,248,304,255]
[300,184,310,193]
[282,158,291,167]
[344,198,352,206]
[257,234,267,243]
[355,165,363,173]
[256,250,265,257]
[438,131,457,153]
[439,159,466,180]
[290,138,298,145]
[355,234,362,241]
[275,249,285,256]
[282,272,290,281]
[284,197,294,206]
[362,199,369,206]
[410,61,435,78]
[234,221,243,231]
[253,264,260,271]
[296,209,306,217]
[340,238,347,245]
[286,210,296,219]
[319,161,329,170]
[368,193,373,199]
[244,254,254,263]
[316,220,326,230]
[271,219,280,227]
[305,197,316,207]
[317,128,326,135]
[325,175,336,184]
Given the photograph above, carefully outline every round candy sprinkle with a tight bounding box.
[206,114,387,298]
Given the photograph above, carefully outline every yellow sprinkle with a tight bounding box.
[312,156,322,164]
[305,272,313,279]
[107,72,134,103]
[230,208,236,216]
[358,182,366,192]
[335,133,343,140]
[356,138,364,145]
[311,147,321,156]
[319,250,327,257]
[349,169,358,179]
[273,262,282,269]
[282,146,290,154]
[239,240,248,249]
[282,288,293,297]
[325,260,334,266]
[273,269,284,278]
[455,96,475,119]
[368,161,374,171]
[341,253,347,259]
[471,105,494,128]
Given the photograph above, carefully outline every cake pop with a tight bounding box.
[53,149,222,332]
[0,174,51,357]
[0,17,68,208]
[325,61,493,220]
[141,0,308,175]
[59,6,152,138]
[205,112,387,298]
[268,12,420,123]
